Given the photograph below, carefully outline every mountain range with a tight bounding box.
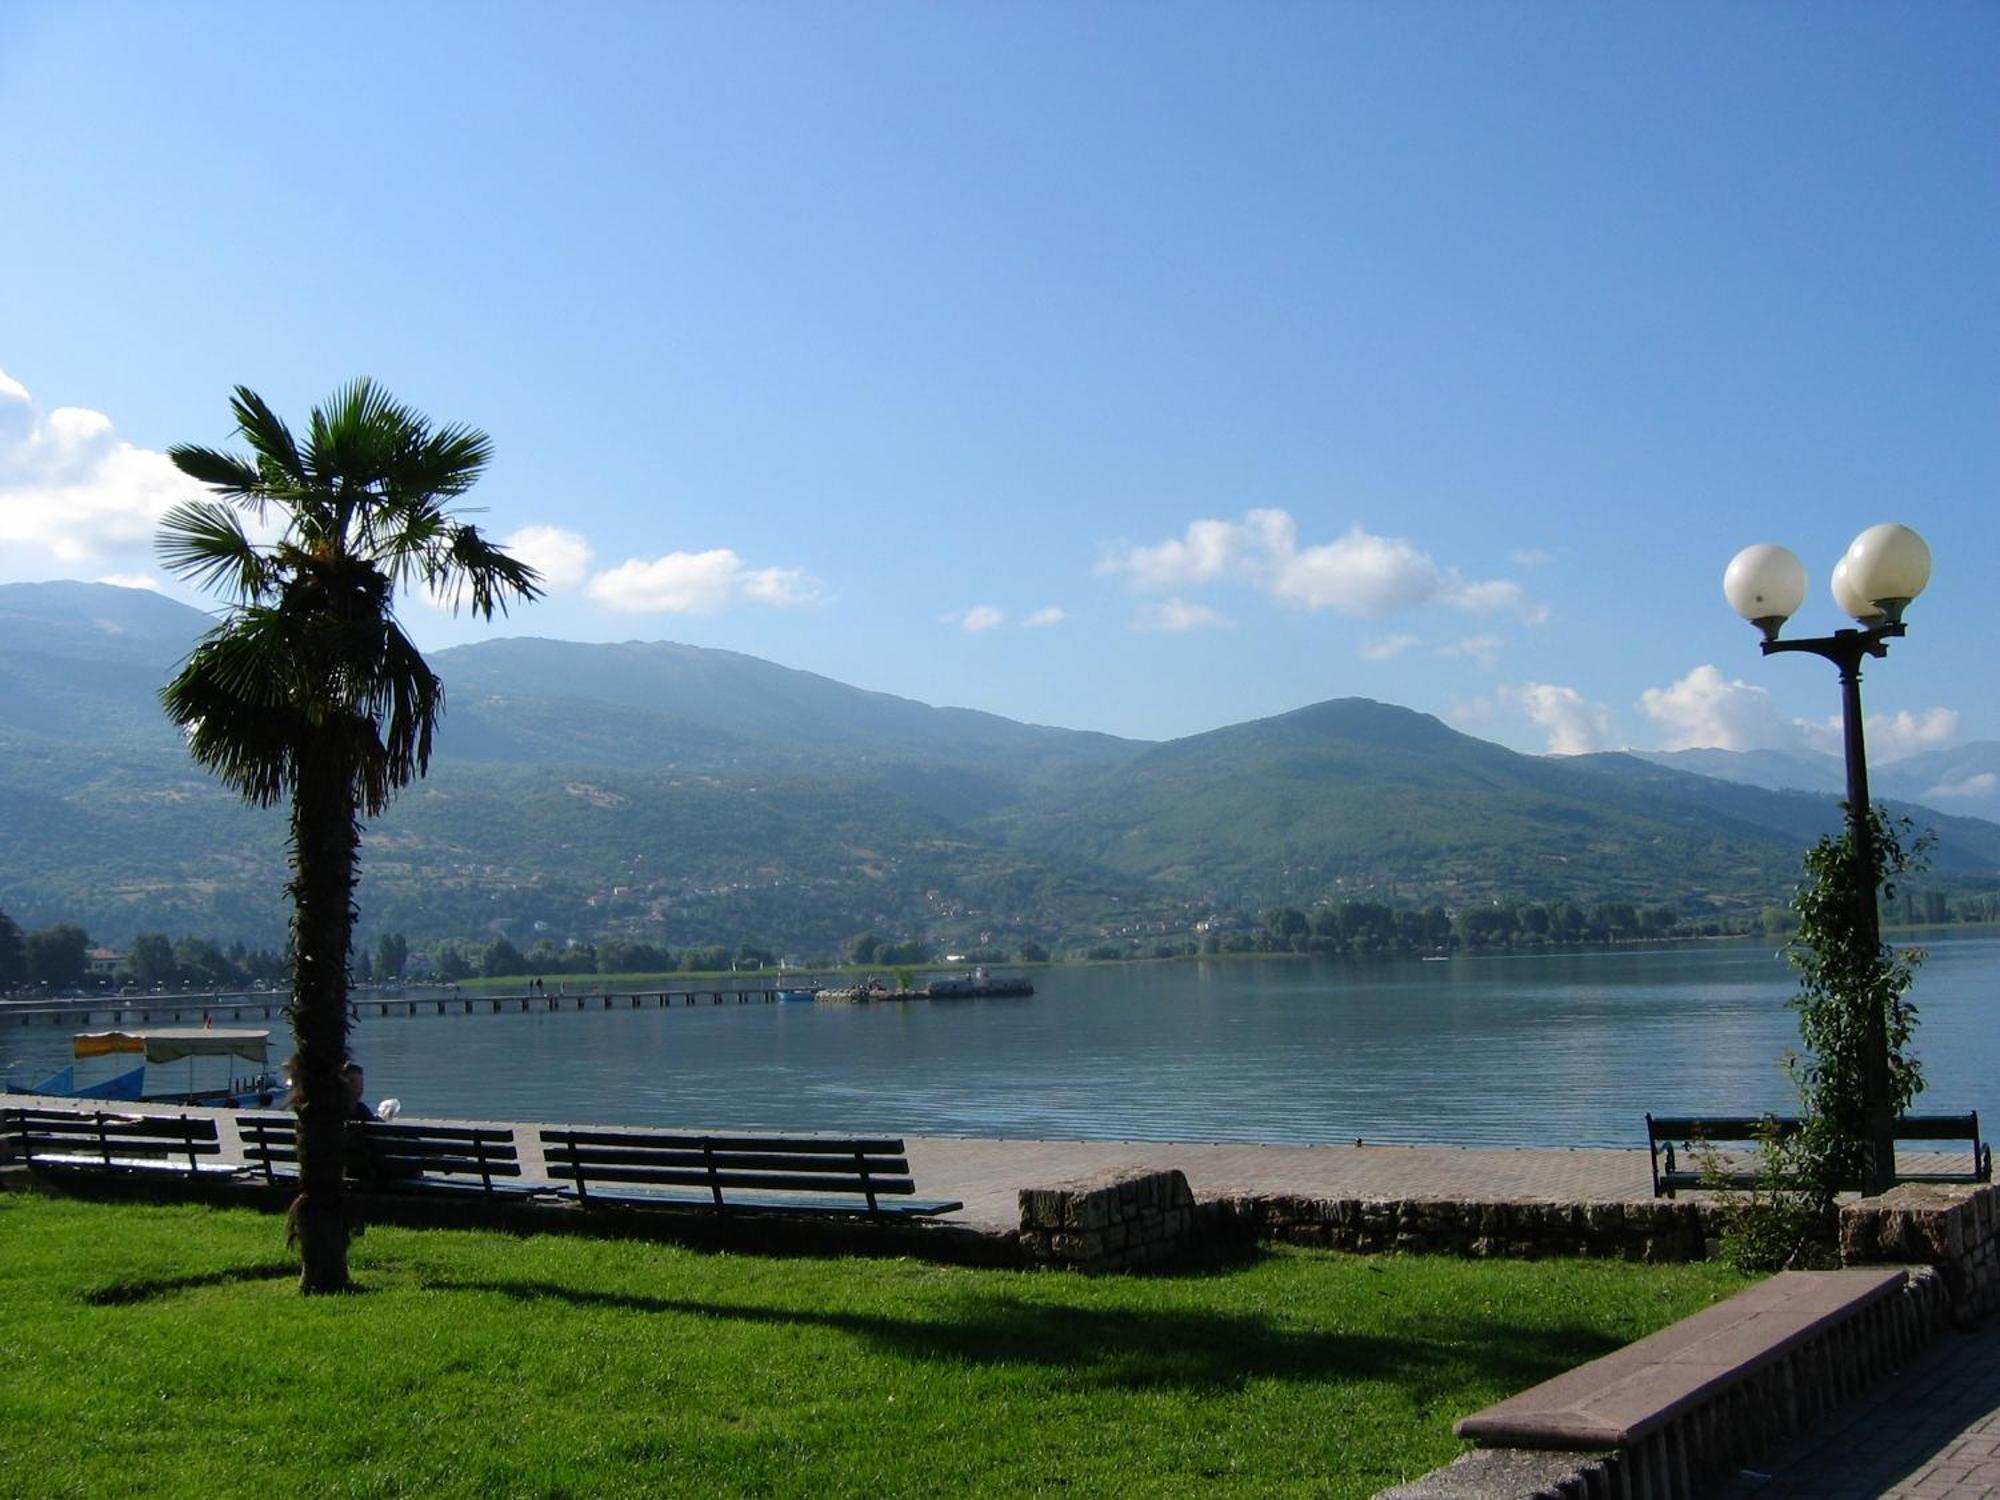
[1632,744,2000,824]
[3,581,1996,954]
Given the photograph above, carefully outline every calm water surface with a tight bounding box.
[10,934,1995,1148]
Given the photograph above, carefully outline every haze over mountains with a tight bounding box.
[1632,745,2000,825]
[3,581,1996,953]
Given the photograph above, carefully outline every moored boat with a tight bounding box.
[17,1028,284,1107]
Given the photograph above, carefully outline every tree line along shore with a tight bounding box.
[9,894,1994,999]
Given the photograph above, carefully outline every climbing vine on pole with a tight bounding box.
[1713,806,1928,1272]
[1785,805,1928,1196]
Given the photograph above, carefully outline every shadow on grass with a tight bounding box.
[437,1277,1621,1398]
[83,1261,305,1305]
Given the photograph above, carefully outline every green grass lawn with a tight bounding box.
[0,1195,1746,1498]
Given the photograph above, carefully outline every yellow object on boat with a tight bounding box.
[72,1029,271,1065]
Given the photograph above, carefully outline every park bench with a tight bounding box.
[4,1105,232,1178]
[237,1114,535,1197]
[538,1127,963,1219]
[1645,1110,1990,1196]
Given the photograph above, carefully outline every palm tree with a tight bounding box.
[158,380,540,1292]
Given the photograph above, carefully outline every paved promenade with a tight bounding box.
[1710,1320,2000,1500]
[1,1091,1660,1231]
[897,1135,1659,1230]
[7,1091,1967,1235]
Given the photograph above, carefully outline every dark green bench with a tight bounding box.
[238,1114,534,1196]
[4,1105,232,1177]
[538,1127,963,1219]
[1646,1111,1990,1196]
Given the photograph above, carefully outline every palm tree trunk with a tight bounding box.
[287,735,360,1294]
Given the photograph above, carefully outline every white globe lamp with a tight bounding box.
[1723,543,1807,641]
[1842,524,1931,624]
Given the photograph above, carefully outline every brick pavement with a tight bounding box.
[1708,1321,2000,1500]
[1,1090,1662,1230]
[895,1135,1660,1230]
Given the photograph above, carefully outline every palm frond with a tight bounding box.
[159,380,537,822]
[228,388,306,488]
[353,617,443,797]
[208,608,317,704]
[307,378,405,491]
[376,505,453,590]
[155,501,271,600]
[426,524,543,619]
[167,445,270,500]
[160,625,306,806]
[395,422,492,501]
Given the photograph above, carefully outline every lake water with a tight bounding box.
[8,934,1994,1149]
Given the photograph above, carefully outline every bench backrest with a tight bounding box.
[5,1106,222,1172]
[238,1115,522,1191]
[539,1128,916,1211]
[1646,1111,1989,1193]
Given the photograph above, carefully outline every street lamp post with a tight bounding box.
[1723,524,1932,1197]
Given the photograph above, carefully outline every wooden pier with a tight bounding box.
[0,987,785,1027]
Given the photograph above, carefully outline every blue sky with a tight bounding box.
[1,3,1993,761]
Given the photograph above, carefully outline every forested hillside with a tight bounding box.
[4,582,1995,954]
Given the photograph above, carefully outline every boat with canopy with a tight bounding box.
[15,1028,283,1107]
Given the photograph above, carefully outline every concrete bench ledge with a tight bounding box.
[1455,1267,1908,1450]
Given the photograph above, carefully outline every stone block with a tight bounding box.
[1073,1193,1113,1233]
[1583,1202,1625,1234]
[1048,1232,1096,1272]
[1018,1187,1066,1230]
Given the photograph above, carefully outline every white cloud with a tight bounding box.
[1509,548,1552,569]
[1512,683,1618,756]
[1098,508,1293,589]
[1360,634,1420,661]
[1639,665,1794,752]
[1133,598,1232,632]
[1450,578,1550,623]
[1098,509,1544,624]
[1924,772,1996,803]
[1641,664,1963,759]
[739,567,821,607]
[0,368,187,572]
[1438,634,1506,670]
[1274,527,1447,615]
[503,525,593,592]
[586,548,824,614]
[1023,605,1069,628]
[948,605,1005,633]
[96,573,163,592]
[1800,707,1960,761]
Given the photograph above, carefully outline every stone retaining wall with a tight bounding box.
[1842,1181,1999,1322]
[1017,1168,1206,1271]
[1218,1195,1710,1262]
[1383,1267,1951,1500]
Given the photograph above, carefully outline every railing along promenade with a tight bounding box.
[0,985,786,1027]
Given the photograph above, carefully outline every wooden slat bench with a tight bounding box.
[237,1115,535,1196]
[4,1106,231,1177]
[1645,1111,1991,1196]
[538,1127,963,1219]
